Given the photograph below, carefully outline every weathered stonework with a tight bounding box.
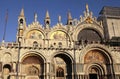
[0,4,120,79]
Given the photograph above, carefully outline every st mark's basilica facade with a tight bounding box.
[0,4,120,79]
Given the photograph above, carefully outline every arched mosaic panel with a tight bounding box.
[26,30,44,39]
[78,28,102,42]
[50,31,68,40]
[84,50,106,63]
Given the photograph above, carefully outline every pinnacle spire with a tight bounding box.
[67,11,73,25]
[67,11,72,20]
[18,8,26,30]
[20,8,24,17]
[45,10,50,19]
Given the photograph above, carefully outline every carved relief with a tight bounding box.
[54,57,65,65]
[85,17,93,24]
[3,53,12,63]
[27,66,39,75]
[84,50,105,63]
[21,55,43,76]
[88,67,97,73]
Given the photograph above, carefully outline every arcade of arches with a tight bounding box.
[0,5,120,79]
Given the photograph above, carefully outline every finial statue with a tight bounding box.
[85,3,90,16]
[58,15,61,23]
[34,13,37,22]
[86,3,89,12]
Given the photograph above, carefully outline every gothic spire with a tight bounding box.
[18,8,26,27]
[67,11,72,20]
[67,11,73,25]
[18,8,27,31]
[17,8,26,43]
[20,8,24,17]
[44,10,51,29]
[45,10,50,19]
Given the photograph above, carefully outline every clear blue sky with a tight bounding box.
[0,0,120,42]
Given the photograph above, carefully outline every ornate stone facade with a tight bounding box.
[0,4,120,79]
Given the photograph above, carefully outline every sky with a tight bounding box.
[0,0,120,42]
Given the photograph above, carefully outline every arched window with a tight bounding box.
[33,41,38,47]
[58,42,62,48]
[46,21,49,24]
[3,64,11,75]
[56,67,64,77]
[69,22,72,25]
[20,19,23,24]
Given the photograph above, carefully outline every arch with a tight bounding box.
[86,63,105,79]
[20,51,46,63]
[85,63,105,75]
[20,19,23,24]
[79,44,113,64]
[51,51,74,63]
[20,51,46,77]
[22,55,43,64]
[73,23,104,41]
[46,20,50,25]
[51,51,73,79]
[3,64,11,75]
[80,44,114,79]
[3,64,11,72]
[77,28,102,43]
